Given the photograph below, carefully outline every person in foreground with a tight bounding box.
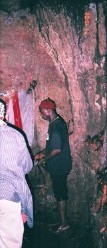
[35,98,72,233]
[0,98,33,248]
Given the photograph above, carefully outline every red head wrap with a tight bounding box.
[39,98,56,110]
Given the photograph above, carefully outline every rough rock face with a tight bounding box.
[0,1,107,246]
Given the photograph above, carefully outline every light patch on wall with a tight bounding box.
[102,97,106,110]
[95,95,106,111]
[84,11,92,36]
[95,95,101,110]
[89,3,97,19]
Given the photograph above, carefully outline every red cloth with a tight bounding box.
[12,92,22,129]
[39,98,56,110]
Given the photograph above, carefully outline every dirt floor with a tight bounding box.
[22,215,95,248]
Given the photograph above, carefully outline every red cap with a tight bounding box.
[39,98,56,110]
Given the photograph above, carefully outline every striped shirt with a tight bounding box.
[0,122,33,228]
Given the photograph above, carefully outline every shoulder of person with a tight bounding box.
[7,122,27,136]
[57,115,67,128]
[7,122,28,142]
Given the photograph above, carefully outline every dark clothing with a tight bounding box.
[51,175,68,201]
[45,115,72,175]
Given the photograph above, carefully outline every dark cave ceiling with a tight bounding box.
[0,0,106,13]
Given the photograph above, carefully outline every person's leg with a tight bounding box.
[0,199,24,248]
[57,200,68,226]
[51,174,69,231]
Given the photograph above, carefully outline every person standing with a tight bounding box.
[0,98,33,248]
[35,98,72,233]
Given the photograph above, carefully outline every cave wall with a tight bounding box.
[0,1,107,244]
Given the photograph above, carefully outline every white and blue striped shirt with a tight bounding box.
[0,122,33,228]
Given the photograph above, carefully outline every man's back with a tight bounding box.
[0,98,33,247]
[1,124,25,168]
[0,123,33,228]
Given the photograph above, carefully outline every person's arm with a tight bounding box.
[35,149,46,161]
[38,129,62,165]
[38,148,61,165]
[20,135,33,174]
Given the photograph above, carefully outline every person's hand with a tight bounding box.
[38,157,45,165]
[22,213,27,223]
[35,153,45,161]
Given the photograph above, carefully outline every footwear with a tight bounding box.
[48,223,60,231]
[55,224,69,233]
